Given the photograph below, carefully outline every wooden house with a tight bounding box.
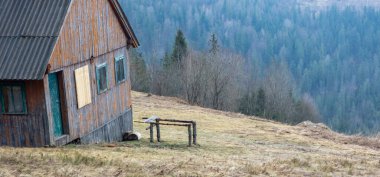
[0,0,139,147]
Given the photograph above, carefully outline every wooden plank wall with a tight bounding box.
[81,108,133,144]
[46,0,133,143]
[57,47,132,142]
[0,81,49,147]
[0,0,133,146]
[49,0,127,71]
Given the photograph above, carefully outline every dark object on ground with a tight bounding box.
[123,132,142,141]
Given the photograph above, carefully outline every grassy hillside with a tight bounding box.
[1,91,380,176]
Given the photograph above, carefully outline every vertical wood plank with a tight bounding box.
[43,76,55,146]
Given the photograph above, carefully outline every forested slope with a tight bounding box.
[120,0,380,134]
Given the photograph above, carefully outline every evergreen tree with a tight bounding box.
[130,49,150,92]
[256,88,266,117]
[239,92,256,115]
[171,30,188,67]
[209,33,219,56]
[162,52,172,69]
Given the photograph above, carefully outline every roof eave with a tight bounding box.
[109,0,140,48]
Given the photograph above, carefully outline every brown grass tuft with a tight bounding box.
[245,164,268,175]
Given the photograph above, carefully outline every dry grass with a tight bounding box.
[1,91,380,176]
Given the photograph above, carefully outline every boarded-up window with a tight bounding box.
[0,83,27,114]
[115,56,126,84]
[96,63,108,94]
[74,65,92,109]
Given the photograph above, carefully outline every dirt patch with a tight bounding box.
[297,121,380,150]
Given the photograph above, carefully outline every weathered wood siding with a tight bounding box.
[0,81,50,147]
[47,0,133,143]
[49,0,128,71]
[51,47,132,142]
[81,108,133,144]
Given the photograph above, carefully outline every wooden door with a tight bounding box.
[49,73,64,137]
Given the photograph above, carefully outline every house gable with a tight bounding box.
[0,0,139,80]
[0,0,137,147]
[48,0,135,71]
[108,0,139,48]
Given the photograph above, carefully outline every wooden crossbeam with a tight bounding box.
[137,117,197,146]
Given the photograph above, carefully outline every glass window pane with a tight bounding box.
[116,59,125,82]
[2,86,14,113]
[12,86,24,113]
[97,66,107,92]
[0,84,26,114]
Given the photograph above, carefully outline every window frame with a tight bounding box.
[96,63,109,94]
[0,82,28,115]
[115,55,127,85]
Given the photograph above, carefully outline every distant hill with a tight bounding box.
[298,0,380,9]
[0,91,380,176]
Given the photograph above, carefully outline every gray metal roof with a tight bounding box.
[0,0,71,80]
[0,0,139,80]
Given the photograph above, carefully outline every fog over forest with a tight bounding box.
[120,0,380,135]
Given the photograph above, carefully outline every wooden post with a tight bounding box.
[188,125,192,147]
[192,122,197,145]
[149,123,154,143]
[140,118,197,146]
[156,119,161,142]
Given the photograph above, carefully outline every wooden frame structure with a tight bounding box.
[139,117,197,146]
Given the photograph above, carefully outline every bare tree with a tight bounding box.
[206,50,244,110]
[263,59,296,122]
[147,49,164,95]
[183,50,208,105]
